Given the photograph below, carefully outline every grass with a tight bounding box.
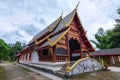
[0,66,6,80]
[69,70,120,80]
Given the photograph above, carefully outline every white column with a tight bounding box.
[111,56,115,64]
[118,56,120,62]
[27,53,30,61]
[31,51,39,62]
[24,54,26,61]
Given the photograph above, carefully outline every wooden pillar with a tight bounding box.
[21,54,22,61]
[22,53,24,61]
[66,33,70,61]
[29,47,32,61]
[29,52,32,61]
[80,42,82,58]
[26,51,28,61]
[79,33,83,58]
[23,53,24,61]
[87,49,90,57]
[49,46,56,63]
[37,50,40,61]
[29,47,33,61]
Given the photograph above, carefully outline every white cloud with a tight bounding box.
[0,0,119,45]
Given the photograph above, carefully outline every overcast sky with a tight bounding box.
[0,0,120,47]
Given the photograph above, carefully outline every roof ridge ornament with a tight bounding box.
[75,2,80,10]
[60,11,63,17]
[60,11,67,27]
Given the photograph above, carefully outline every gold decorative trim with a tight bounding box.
[49,47,53,56]
[61,11,63,17]
[35,33,52,45]
[49,27,70,46]
[66,2,80,27]
[47,38,52,43]
[66,10,76,27]
[73,8,95,51]
[62,19,67,27]
[75,2,80,10]
[68,57,89,72]
[35,15,62,45]
[66,59,70,72]
[48,16,62,32]
[66,56,104,73]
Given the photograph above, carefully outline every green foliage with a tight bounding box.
[91,28,109,49]
[0,39,10,60]
[0,39,26,61]
[9,41,26,61]
[91,8,120,49]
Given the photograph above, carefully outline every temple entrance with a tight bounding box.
[69,38,80,61]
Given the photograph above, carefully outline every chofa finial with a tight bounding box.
[75,2,80,10]
[61,11,63,17]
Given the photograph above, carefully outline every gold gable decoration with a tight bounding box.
[35,15,62,45]
[48,15,62,32]
[35,33,52,45]
[66,10,76,27]
[49,27,70,46]
[75,2,80,10]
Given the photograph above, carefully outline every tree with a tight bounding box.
[91,8,120,49]
[0,39,10,60]
[9,41,26,61]
[109,8,120,48]
[91,28,109,49]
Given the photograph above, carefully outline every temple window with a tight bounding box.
[42,49,50,55]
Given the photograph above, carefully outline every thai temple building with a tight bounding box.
[17,6,105,76]
[17,7,95,63]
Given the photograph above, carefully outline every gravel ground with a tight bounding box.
[0,63,51,80]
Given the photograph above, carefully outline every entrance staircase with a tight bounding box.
[55,61,75,78]
[19,57,104,78]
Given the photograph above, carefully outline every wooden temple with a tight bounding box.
[17,8,95,63]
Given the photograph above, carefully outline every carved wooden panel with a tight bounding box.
[55,35,67,50]
[58,39,66,44]
[56,44,67,50]
[68,33,80,42]
[67,22,81,43]
[70,25,79,31]
[62,36,66,40]
[71,19,77,26]
[81,41,88,51]
[68,31,80,38]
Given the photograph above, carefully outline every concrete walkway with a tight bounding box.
[18,64,63,80]
[108,66,120,72]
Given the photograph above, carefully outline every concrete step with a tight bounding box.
[20,63,54,74]
[18,63,63,80]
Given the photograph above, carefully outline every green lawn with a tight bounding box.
[69,70,120,80]
[0,66,6,80]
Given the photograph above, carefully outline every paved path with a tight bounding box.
[0,63,52,80]
[108,66,120,72]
